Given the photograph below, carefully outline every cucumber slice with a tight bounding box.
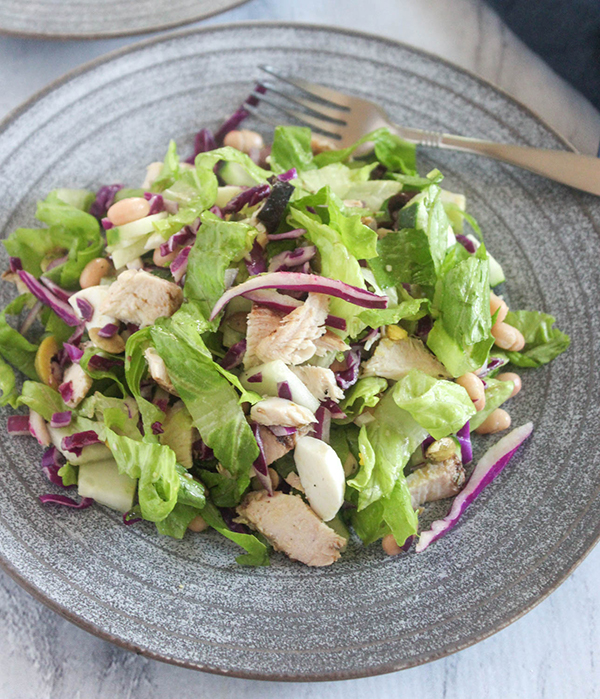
[241,360,320,413]
[439,189,467,233]
[110,235,151,269]
[54,188,95,211]
[48,425,112,465]
[465,234,506,286]
[220,161,260,187]
[78,458,137,512]
[106,212,168,246]
[215,185,244,208]
[160,401,193,469]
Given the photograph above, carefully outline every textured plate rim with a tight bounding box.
[0,0,250,40]
[0,20,596,683]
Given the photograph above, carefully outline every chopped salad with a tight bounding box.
[1,101,570,567]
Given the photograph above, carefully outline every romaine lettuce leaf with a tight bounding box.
[502,310,570,367]
[469,377,515,430]
[0,301,39,380]
[392,369,475,439]
[151,307,259,481]
[200,501,270,566]
[17,382,66,420]
[155,504,199,538]
[175,463,207,509]
[184,211,256,324]
[349,426,418,546]
[427,318,494,378]
[439,245,492,347]
[348,390,428,510]
[270,125,315,174]
[124,328,166,438]
[357,296,427,327]
[105,426,179,522]
[0,356,17,408]
[150,140,180,192]
[339,377,388,418]
[199,468,250,507]
[298,162,374,199]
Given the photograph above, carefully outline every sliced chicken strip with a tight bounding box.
[313,329,351,356]
[244,306,285,368]
[254,293,329,366]
[290,365,344,402]
[236,490,346,567]
[406,455,466,508]
[362,337,449,381]
[250,397,316,427]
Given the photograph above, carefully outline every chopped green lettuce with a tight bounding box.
[151,140,181,192]
[340,377,388,418]
[469,377,515,431]
[427,318,494,378]
[17,382,66,420]
[270,125,315,174]
[348,389,427,510]
[502,310,570,367]
[200,501,270,566]
[392,369,475,439]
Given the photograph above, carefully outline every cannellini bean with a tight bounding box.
[490,292,508,326]
[35,336,60,388]
[498,372,522,397]
[475,408,511,435]
[223,129,264,154]
[382,534,403,556]
[456,372,486,411]
[152,246,178,267]
[88,327,125,354]
[106,197,150,226]
[268,467,280,490]
[188,514,208,532]
[491,322,518,350]
[79,258,113,289]
[507,328,526,352]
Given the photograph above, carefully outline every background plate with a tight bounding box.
[0,23,598,681]
[0,0,249,40]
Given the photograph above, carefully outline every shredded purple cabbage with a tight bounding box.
[75,297,94,322]
[456,421,473,464]
[143,192,165,215]
[267,425,297,437]
[477,356,508,379]
[62,430,100,457]
[335,347,361,390]
[456,234,477,254]
[39,494,93,509]
[151,421,164,435]
[186,128,217,163]
[123,510,142,525]
[267,228,306,241]
[89,184,123,219]
[88,355,124,371]
[63,343,84,363]
[159,226,196,256]
[9,257,23,272]
[250,423,273,495]
[50,411,72,428]
[313,405,331,443]
[220,340,246,370]
[277,168,298,182]
[6,415,30,435]
[17,270,80,326]
[244,239,268,276]
[41,446,68,488]
[247,372,262,383]
[268,245,316,273]
[97,323,119,338]
[223,183,271,215]
[170,245,191,284]
[40,276,72,303]
[277,381,292,401]
[193,438,214,461]
[320,399,347,420]
[58,381,74,403]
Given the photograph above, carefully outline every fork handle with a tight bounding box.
[396,127,600,196]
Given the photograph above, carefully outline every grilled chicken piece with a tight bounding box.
[406,455,466,508]
[144,347,178,395]
[236,490,346,566]
[245,294,329,367]
[362,337,449,381]
[100,269,183,328]
[250,397,316,428]
[258,426,297,466]
[290,366,344,402]
[313,329,350,356]
[244,306,286,368]
[60,363,93,409]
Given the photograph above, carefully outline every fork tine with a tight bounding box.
[246,100,342,139]
[244,104,284,129]
[251,89,347,125]
[259,66,351,109]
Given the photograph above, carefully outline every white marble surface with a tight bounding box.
[1,1,599,697]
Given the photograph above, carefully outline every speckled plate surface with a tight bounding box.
[0,0,249,40]
[0,23,599,682]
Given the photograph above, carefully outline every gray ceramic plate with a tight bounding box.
[0,0,248,40]
[0,22,599,682]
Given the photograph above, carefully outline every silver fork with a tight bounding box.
[247,66,600,197]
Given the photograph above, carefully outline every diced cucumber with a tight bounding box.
[106,211,168,246]
[397,190,429,230]
[110,235,152,269]
[465,234,506,286]
[48,425,112,465]
[54,188,95,211]
[78,457,137,512]
[241,360,320,413]
[160,401,193,469]
[439,189,467,233]
[114,188,144,202]
[215,185,244,208]
[220,161,260,187]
